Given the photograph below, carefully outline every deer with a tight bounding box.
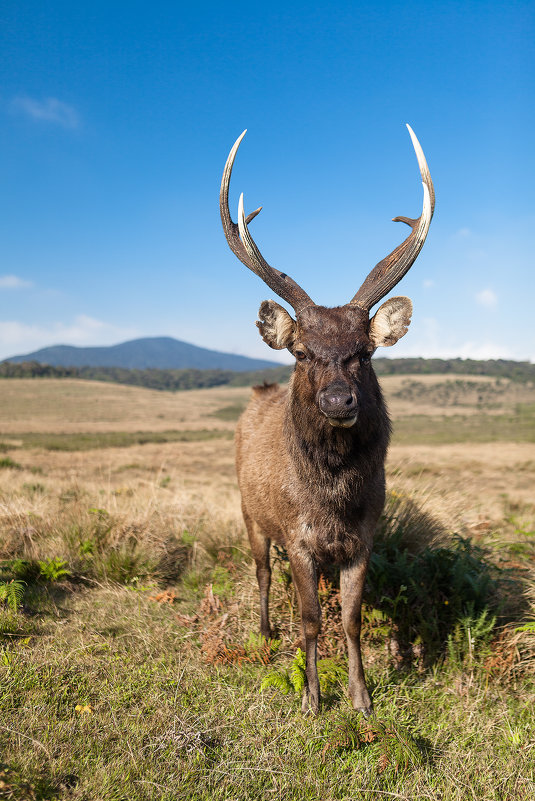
[219,125,435,715]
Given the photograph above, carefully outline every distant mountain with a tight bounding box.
[6,336,281,372]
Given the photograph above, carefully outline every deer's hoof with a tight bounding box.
[350,686,373,718]
[358,702,374,719]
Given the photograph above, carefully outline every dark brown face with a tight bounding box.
[291,305,374,428]
[256,295,413,427]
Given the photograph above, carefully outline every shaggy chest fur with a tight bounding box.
[235,380,389,567]
[296,516,373,566]
[284,407,389,564]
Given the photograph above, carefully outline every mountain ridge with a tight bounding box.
[6,336,282,372]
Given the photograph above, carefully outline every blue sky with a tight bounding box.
[1,0,534,363]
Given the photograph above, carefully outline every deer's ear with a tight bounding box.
[256,300,296,350]
[369,297,413,348]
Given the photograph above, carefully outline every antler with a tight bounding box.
[350,125,435,311]
[220,130,314,314]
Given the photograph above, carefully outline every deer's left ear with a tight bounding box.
[369,297,413,348]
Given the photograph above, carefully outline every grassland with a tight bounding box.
[1,377,534,800]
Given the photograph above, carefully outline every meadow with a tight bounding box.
[0,374,534,800]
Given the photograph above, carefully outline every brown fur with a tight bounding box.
[236,301,406,715]
[222,128,433,715]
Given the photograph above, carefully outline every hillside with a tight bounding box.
[6,336,280,372]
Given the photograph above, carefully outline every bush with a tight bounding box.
[0,456,22,470]
[366,493,506,658]
[271,492,512,664]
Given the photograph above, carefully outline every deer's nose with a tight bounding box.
[318,383,357,418]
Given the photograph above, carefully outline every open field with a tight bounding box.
[0,379,249,434]
[1,377,535,799]
[1,373,534,431]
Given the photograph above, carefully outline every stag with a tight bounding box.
[220,126,434,715]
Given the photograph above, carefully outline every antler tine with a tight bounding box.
[220,131,314,314]
[220,130,257,264]
[350,124,435,311]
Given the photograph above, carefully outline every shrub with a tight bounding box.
[0,456,22,470]
[270,492,510,664]
[368,514,504,658]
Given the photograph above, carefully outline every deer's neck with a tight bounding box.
[284,385,390,498]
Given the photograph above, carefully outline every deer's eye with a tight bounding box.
[295,350,307,361]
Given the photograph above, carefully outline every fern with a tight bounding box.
[447,606,496,666]
[319,711,363,756]
[245,631,281,659]
[261,649,348,699]
[317,658,348,693]
[38,558,71,582]
[0,580,25,611]
[261,671,293,694]
[318,713,423,773]
[515,621,535,633]
[261,649,307,697]
[381,721,423,772]
[289,648,306,694]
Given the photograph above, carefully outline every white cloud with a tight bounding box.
[389,316,530,361]
[391,338,521,361]
[423,279,435,288]
[0,316,139,360]
[454,342,516,360]
[11,96,79,129]
[475,288,498,308]
[0,274,33,289]
[454,227,472,239]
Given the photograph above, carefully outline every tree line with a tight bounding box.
[0,357,533,391]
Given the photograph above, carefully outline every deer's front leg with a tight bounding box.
[289,549,321,715]
[341,549,372,717]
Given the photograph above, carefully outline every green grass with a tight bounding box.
[393,407,535,444]
[1,584,534,800]
[0,429,233,452]
[1,495,534,799]
[1,409,533,455]
[210,403,247,422]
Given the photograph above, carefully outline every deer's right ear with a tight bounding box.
[256,300,296,350]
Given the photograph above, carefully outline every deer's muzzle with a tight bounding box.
[318,382,358,426]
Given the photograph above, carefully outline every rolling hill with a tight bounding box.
[6,336,281,372]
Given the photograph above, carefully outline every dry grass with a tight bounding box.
[387,442,535,523]
[1,373,532,434]
[0,378,249,433]
[2,437,533,549]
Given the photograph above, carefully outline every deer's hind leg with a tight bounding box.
[243,511,272,640]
